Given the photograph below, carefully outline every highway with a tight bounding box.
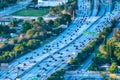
[20,0,114,79]
[0,0,120,80]
[0,0,94,79]
[64,0,120,80]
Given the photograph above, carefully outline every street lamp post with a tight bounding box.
[16,66,20,80]
[66,21,69,28]
[15,51,17,59]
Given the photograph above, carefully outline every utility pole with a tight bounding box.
[16,67,20,80]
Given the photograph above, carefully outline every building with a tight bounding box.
[37,0,68,7]
[0,18,11,25]
[100,64,110,71]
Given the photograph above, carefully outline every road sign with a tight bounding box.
[32,76,38,80]
[60,76,64,79]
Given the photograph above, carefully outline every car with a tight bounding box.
[54,65,57,67]
[21,69,24,71]
[5,76,8,79]
[37,65,40,67]
[37,74,41,77]
[30,56,33,59]
[37,54,39,56]
[25,57,29,60]
[68,55,71,57]
[34,52,36,54]
[54,59,57,61]
[59,56,62,58]
[23,63,26,66]
[46,64,49,67]
[33,61,36,63]
[49,60,52,62]
[62,59,65,61]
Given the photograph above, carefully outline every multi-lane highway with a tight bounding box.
[0,0,120,80]
[21,0,120,80]
[64,0,120,80]
[0,0,93,79]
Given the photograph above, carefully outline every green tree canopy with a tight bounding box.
[37,17,45,25]
[22,21,32,33]
[108,62,118,73]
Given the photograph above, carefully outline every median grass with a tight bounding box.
[11,8,49,16]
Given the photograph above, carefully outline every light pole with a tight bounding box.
[14,51,17,59]
[72,10,75,20]
[16,66,20,80]
[66,21,69,27]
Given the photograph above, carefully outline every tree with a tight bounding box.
[54,18,62,27]
[0,25,15,34]
[108,62,118,73]
[26,40,36,49]
[3,51,10,61]
[56,5,62,15]
[33,32,39,38]
[106,39,115,58]
[114,45,120,61]
[54,14,71,27]
[26,29,35,39]
[113,28,118,38]
[103,35,107,45]
[71,0,78,10]
[0,0,18,9]
[60,13,71,24]
[37,17,45,25]
[32,0,37,3]
[99,45,107,55]
[92,53,109,67]
[111,19,117,28]
[48,20,54,26]
[64,2,67,12]
[49,5,62,16]
[68,0,78,15]
[0,1,6,9]
[22,21,32,33]
[49,7,56,16]
[9,20,18,27]
[32,22,44,31]
[13,44,24,53]
[69,57,74,64]
[46,69,65,80]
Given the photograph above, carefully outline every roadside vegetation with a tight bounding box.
[89,28,120,73]
[12,0,77,17]
[45,20,118,80]
[46,69,65,80]
[67,19,117,70]
[45,15,118,80]
[49,0,77,16]
[0,25,16,37]
[0,0,78,63]
[0,13,71,63]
